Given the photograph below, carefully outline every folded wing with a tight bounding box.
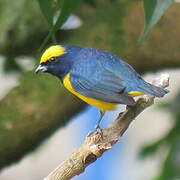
[70,68,136,106]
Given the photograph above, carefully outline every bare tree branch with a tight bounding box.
[44,74,170,180]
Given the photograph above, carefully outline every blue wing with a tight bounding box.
[69,51,136,105]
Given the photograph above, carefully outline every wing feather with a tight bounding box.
[69,51,136,106]
[70,72,135,106]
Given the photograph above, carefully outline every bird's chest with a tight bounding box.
[63,73,116,111]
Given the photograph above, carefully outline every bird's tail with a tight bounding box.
[137,81,169,97]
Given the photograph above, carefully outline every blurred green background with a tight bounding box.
[0,0,180,179]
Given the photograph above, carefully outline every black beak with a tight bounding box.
[35,64,48,74]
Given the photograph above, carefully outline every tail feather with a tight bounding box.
[137,81,169,97]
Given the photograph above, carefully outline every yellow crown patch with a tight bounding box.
[40,45,66,64]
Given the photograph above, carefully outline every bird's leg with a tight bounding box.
[94,110,105,130]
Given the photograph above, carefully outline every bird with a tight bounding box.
[35,44,169,129]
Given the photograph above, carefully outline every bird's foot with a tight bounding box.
[87,125,103,139]
[94,124,103,136]
[94,124,101,130]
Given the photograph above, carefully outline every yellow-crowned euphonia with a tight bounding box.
[35,45,169,128]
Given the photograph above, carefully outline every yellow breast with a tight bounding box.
[63,73,116,111]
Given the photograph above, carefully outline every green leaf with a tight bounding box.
[37,0,54,27]
[140,0,174,40]
[139,141,161,158]
[39,0,83,50]
[54,0,83,30]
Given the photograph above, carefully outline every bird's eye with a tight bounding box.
[50,57,56,61]
[48,57,58,64]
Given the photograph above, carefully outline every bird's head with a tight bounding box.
[35,45,72,78]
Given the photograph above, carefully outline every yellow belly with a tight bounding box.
[63,73,116,111]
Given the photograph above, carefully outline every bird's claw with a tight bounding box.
[94,124,101,130]
[94,124,103,136]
